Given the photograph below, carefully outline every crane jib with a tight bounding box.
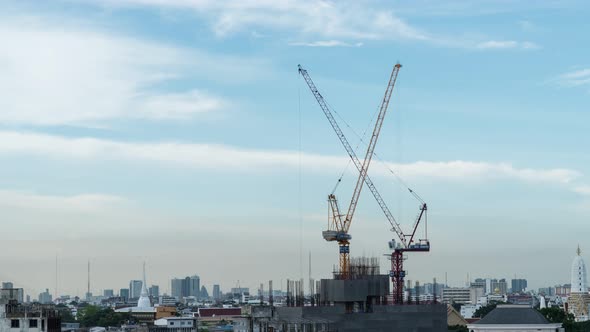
[298,64,408,248]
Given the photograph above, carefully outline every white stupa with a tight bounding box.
[568,246,590,322]
[137,262,152,308]
[115,262,155,315]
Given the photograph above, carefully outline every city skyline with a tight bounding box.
[2,251,585,300]
[1,0,589,296]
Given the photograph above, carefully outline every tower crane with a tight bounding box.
[298,64,401,280]
[299,64,429,304]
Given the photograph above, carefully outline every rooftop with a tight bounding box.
[474,305,549,325]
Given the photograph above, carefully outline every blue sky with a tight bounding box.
[0,0,589,297]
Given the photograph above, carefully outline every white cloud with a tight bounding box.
[573,186,590,195]
[387,161,579,185]
[86,0,541,51]
[92,0,430,42]
[556,69,590,87]
[476,40,538,50]
[141,90,227,119]
[518,20,535,31]
[521,41,540,49]
[0,190,126,213]
[0,131,581,186]
[0,17,263,126]
[289,40,363,47]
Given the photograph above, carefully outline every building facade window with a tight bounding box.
[11,320,20,328]
[29,319,38,328]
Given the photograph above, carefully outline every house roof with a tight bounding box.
[474,305,549,325]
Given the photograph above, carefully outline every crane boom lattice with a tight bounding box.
[298,64,404,279]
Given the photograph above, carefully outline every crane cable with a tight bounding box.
[327,98,380,195]
[323,93,425,205]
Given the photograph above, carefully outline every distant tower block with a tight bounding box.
[568,246,590,322]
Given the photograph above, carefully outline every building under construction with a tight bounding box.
[235,258,446,332]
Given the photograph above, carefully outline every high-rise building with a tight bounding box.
[200,286,209,299]
[189,276,200,298]
[120,288,130,301]
[171,278,183,299]
[471,279,486,293]
[538,287,555,296]
[104,289,114,297]
[0,288,24,303]
[213,284,221,300]
[484,279,508,295]
[38,289,52,304]
[511,279,528,293]
[129,280,142,299]
[2,282,14,289]
[171,276,200,299]
[149,285,160,298]
[555,284,571,296]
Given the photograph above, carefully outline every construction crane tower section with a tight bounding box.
[298,64,402,280]
[298,64,430,304]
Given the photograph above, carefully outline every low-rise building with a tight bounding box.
[197,308,241,324]
[507,293,534,306]
[460,304,481,319]
[155,307,177,320]
[442,287,482,304]
[152,317,197,332]
[61,322,80,332]
[0,302,61,332]
[158,296,177,306]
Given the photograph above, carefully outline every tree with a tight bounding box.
[539,307,574,324]
[473,302,505,318]
[77,305,132,327]
[564,320,590,332]
[56,304,76,323]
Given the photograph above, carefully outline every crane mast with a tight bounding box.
[298,64,402,279]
